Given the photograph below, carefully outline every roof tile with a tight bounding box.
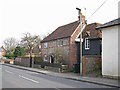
[41,21,79,42]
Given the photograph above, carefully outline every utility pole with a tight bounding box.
[76,8,83,75]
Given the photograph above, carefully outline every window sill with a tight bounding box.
[85,48,90,50]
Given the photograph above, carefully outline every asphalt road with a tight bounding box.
[1,64,114,89]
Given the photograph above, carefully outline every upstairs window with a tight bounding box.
[44,43,48,48]
[85,38,90,50]
[57,39,63,47]
[63,39,69,45]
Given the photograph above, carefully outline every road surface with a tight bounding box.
[1,64,114,89]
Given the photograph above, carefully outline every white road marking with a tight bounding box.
[19,75,39,83]
[5,70,13,74]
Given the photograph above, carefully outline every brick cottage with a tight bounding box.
[41,16,102,74]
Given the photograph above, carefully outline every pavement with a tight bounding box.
[3,64,120,88]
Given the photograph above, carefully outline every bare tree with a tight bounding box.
[3,37,18,52]
[21,32,41,67]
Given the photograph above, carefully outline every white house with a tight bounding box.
[96,18,120,78]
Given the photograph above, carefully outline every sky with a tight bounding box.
[0,0,119,46]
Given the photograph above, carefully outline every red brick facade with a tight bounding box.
[82,55,101,75]
[41,37,70,65]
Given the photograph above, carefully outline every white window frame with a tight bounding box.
[44,43,48,48]
[44,55,48,62]
[85,38,90,50]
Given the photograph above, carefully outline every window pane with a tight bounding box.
[85,38,90,50]
[57,39,63,46]
[63,39,69,45]
[44,43,48,48]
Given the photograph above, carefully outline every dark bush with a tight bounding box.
[34,57,42,64]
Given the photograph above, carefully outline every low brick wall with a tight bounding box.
[45,66,60,72]
[82,55,101,75]
[33,64,68,73]
[33,64,42,69]
[33,64,60,72]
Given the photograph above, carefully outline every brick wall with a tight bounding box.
[82,55,101,75]
[41,38,70,65]
[14,57,31,67]
[69,25,82,69]
[69,15,85,70]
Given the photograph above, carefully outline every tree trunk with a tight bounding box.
[30,49,32,67]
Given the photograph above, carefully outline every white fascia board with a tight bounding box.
[75,38,83,42]
[76,24,86,39]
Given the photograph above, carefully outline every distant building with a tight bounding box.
[0,46,6,57]
[0,46,6,64]
[96,18,120,78]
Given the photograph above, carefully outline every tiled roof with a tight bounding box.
[41,21,79,42]
[96,18,120,30]
[82,23,102,38]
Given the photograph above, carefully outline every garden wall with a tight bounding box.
[82,55,101,75]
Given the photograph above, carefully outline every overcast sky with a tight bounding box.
[0,0,119,46]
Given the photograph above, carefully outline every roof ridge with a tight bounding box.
[58,21,78,27]
[96,18,120,30]
[41,21,79,42]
